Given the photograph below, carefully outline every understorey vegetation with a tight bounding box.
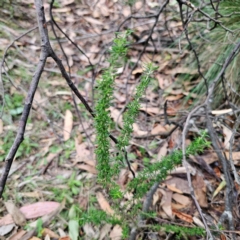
[0,0,240,239]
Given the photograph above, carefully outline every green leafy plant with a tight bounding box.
[92,31,212,239]
[152,224,205,240]
[94,30,131,185]
[68,205,80,240]
[67,172,82,196]
[36,218,44,238]
[79,208,121,226]
[117,63,158,151]
[5,93,24,117]
[129,130,211,197]
[182,0,240,106]
[0,131,38,161]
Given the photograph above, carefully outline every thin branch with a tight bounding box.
[181,104,213,239]
[0,0,50,197]
[206,109,236,239]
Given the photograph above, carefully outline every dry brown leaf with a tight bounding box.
[131,162,138,172]
[59,237,71,240]
[99,224,112,240]
[165,94,184,101]
[170,166,196,175]
[96,192,115,216]
[4,202,26,226]
[78,196,88,211]
[109,107,123,127]
[61,0,74,6]
[171,203,185,210]
[0,214,13,226]
[75,141,91,160]
[114,92,126,103]
[182,91,198,98]
[192,175,208,208]
[225,152,240,164]
[211,109,232,115]
[164,88,183,95]
[165,67,197,76]
[0,201,61,227]
[58,227,67,237]
[77,164,97,174]
[222,124,232,150]
[109,225,122,240]
[220,234,227,240]
[193,217,204,228]
[75,9,90,16]
[52,7,71,12]
[117,169,128,189]
[159,190,173,218]
[165,177,190,194]
[81,159,96,167]
[214,166,221,178]
[29,237,41,240]
[92,9,101,18]
[166,184,183,194]
[135,1,143,9]
[200,152,218,165]
[172,209,193,223]
[192,155,218,178]
[64,110,73,141]
[33,90,42,109]
[19,191,41,199]
[132,68,143,74]
[42,228,59,238]
[48,80,66,87]
[9,229,26,240]
[151,125,167,135]
[84,17,103,25]
[153,189,162,206]
[156,74,172,89]
[168,128,181,149]
[140,104,161,115]
[63,47,75,56]
[100,5,110,16]
[22,200,65,240]
[172,193,191,206]
[157,141,168,161]
[133,123,148,136]
[0,223,15,236]
[25,202,61,219]
[122,6,130,17]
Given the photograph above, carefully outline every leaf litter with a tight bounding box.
[1,0,240,239]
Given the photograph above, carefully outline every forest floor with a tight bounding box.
[0,0,240,240]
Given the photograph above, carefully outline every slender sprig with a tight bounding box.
[128,131,211,197]
[115,63,158,177]
[151,224,205,239]
[117,63,158,149]
[94,31,131,185]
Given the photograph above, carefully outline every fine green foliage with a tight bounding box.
[94,31,131,185]
[36,218,44,238]
[117,64,158,149]
[0,131,38,161]
[115,63,158,173]
[152,224,205,240]
[79,208,121,226]
[94,32,211,239]
[128,131,211,197]
[184,0,240,105]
